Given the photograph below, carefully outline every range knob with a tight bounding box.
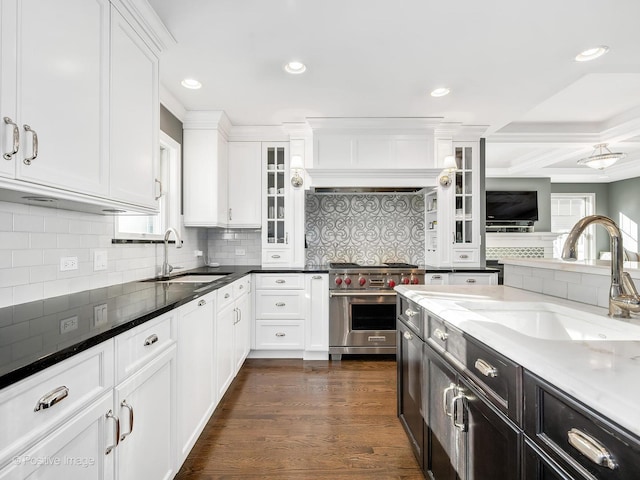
[401,276,410,285]
[411,275,420,285]
[344,277,352,286]
[388,279,396,288]
[335,277,343,286]
[358,276,367,286]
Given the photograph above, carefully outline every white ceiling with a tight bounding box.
[148,0,640,182]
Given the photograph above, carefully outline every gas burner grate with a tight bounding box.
[384,262,418,268]
[329,262,361,268]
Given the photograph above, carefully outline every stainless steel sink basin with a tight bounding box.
[457,301,640,341]
[155,274,227,284]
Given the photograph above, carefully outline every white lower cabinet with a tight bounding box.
[176,292,215,465]
[448,272,498,285]
[233,277,252,374]
[305,274,329,358]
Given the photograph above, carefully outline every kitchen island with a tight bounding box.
[396,284,640,479]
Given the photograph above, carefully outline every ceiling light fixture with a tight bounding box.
[575,46,609,62]
[181,78,202,89]
[430,87,451,97]
[284,61,306,74]
[577,143,626,170]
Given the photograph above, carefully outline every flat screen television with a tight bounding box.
[486,191,538,223]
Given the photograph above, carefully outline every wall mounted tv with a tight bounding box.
[486,191,539,224]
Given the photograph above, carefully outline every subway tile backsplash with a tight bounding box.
[206,229,261,265]
[0,201,207,308]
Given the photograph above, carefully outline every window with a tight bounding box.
[550,193,595,260]
[115,131,181,239]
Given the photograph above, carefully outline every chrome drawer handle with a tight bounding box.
[312,275,322,280]
[239,284,244,290]
[120,400,134,441]
[459,254,469,259]
[224,293,231,299]
[144,334,158,346]
[34,386,69,412]
[568,428,618,470]
[275,279,286,283]
[154,178,163,200]
[474,358,498,378]
[433,328,448,342]
[465,278,476,283]
[275,302,286,307]
[105,410,120,455]
[275,332,286,337]
[271,255,281,259]
[369,335,387,342]
[443,384,456,417]
[432,275,442,280]
[3,117,19,160]
[404,308,418,317]
[403,331,412,340]
[23,124,38,165]
[198,299,206,306]
[453,393,468,431]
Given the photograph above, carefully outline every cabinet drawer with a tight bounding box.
[0,341,114,463]
[448,273,497,285]
[217,283,235,310]
[115,312,175,383]
[255,321,304,349]
[452,248,478,264]
[234,275,251,296]
[262,249,292,265]
[524,371,640,480]
[255,291,305,319]
[255,273,304,290]
[397,296,424,338]
[424,273,448,285]
[464,337,520,422]
[427,313,463,358]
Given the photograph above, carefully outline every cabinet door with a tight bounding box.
[0,2,16,179]
[13,0,109,195]
[459,376,520,480]
[452,143,479,254]
[397,321,424,468]
[0,393,114,480]
[115,346,175,480]
[305,274,329,352]
[228,142,261,228]
[233,293,251,374]
[216,302,235,400]
[524,441,574,480]
[109,6,159,209]
[425,344,460,480]
[262,142,290,253]
[176,295,215,464]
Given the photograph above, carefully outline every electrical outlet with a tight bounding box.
[60,256,78,271]
[93,251,107,271]
[93,304,108,328]
[60,316,78,334]
[235,248,246,256]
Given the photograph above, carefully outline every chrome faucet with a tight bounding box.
[162,227,183,277]
[562,215,640,318]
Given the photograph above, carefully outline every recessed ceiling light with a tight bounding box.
[181,78,202,89]
[284,61,307,74]
[430,87,451,97]
[575,46,609,62]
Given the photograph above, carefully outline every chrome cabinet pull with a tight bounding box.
[285,233,289,244]
[224,293,230,299]
[474,358,498,378]
[459,254,469,259]
[433,328,448,342]
[368,335,386,342]
[239,284,244,290]
[144,334,158,346]
[403,331,412,340]
[404,308,418,317]
[154,178,163,200]
[198,299,206,306]
[443,384,456,417]
[120,400,134,441]
[271,254,281,259]
[312,275,322,280]
[275,332,286,337]
[452,393,468,431]
[3,117,19,160]
[105,410,120,455]
[568,428,618,470]
[275,302,286,307]
[228,208,232,221]
[34,386,69,411]
[23,124,38,165]
[465,278,476,283]
[275,279,286,284]
[432,275,442,280]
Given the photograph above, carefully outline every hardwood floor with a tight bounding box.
[175,357,424,479]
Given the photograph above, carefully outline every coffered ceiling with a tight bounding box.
[147,0,640,182]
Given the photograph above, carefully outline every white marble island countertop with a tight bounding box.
[395,284,640,438]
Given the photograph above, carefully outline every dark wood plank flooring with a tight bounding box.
[175,357,423,479]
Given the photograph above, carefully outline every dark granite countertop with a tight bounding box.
[0,265,329,390]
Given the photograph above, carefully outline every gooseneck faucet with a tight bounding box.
[562,215,640,318]
[162,227,183,277]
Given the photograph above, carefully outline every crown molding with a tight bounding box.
[111,0,176,54]
[159,84,186,121]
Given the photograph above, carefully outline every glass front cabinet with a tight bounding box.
[262,142,292,265]
[426,140,481,267]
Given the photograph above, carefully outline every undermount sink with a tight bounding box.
[155,274,227,284]
[457,301,640,341]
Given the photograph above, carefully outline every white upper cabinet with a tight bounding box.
[227,142,261,228]
[1,0,110,195]
[109,5,159,210]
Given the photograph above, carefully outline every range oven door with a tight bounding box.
[329,291,397,354]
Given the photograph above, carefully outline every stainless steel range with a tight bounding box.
[329,262,425,359]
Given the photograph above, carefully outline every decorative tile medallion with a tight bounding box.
[486,246,545,260]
